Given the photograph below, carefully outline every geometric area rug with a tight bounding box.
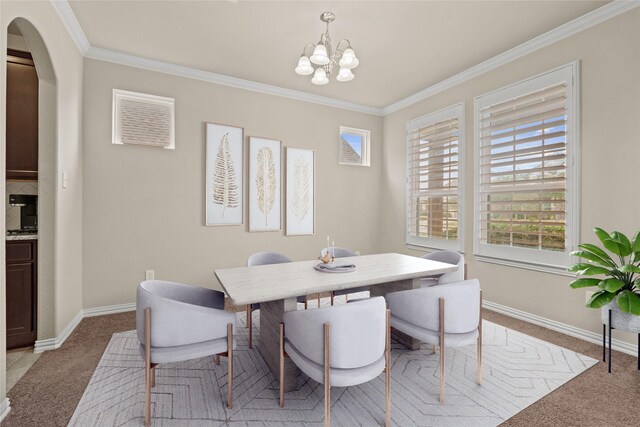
[69,304,597,426]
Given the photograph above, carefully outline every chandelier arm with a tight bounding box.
[301,43,316,57]
[335,39,352,55]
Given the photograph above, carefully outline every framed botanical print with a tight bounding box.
[249,136,282,232]
[205,122,244,226]
[285,147,315,236]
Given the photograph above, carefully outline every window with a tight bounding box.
[406,103,464,251]
[474,63,579,270]
[339,126,370,166]
[112,89,175,149]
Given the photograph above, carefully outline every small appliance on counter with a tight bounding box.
[8,194,38,233]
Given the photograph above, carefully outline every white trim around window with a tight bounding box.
[473,62,580,272]
[406,103,465,251]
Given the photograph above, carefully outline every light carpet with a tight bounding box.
[69,304,597,426]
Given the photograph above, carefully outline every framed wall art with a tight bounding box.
[205,122,244,226]
[285,147,315,236]
[249,136,282,232]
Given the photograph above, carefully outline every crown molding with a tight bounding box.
[382,0,640,115]
[51,0,639,117]
[51,0,90,55]
[85,46,383,115]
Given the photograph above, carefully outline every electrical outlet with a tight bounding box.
[586,290,594,303]
[145,269,155,280]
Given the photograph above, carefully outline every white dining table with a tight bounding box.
[214,252,457,391]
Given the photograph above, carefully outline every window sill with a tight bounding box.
[474,254,576,277]
[405,243,465,255]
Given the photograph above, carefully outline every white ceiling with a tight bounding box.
[67,0,608,108]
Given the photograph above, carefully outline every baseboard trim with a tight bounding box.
[34,310,84,353]
[484,300,638,357]
[33,303,136,353]
[0,397,11,422]
[83,302,136,317]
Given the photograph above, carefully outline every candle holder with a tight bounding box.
[319,252,334,264]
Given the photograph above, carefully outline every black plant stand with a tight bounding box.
[602,308,640,373]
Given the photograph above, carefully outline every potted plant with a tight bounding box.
[569,227,640,332]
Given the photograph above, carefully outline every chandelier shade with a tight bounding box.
[311,67,329,85]
[336,67,354,82]
[295,56,314,75]
[294,12,358,85]
[310,44,330,65]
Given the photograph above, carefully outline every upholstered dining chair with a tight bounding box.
[420,250,465,287]
[320,247,367,304]
[136,280,236,427]
[246,252,309,349]
[279,297,391,427]
[385,279,482,403]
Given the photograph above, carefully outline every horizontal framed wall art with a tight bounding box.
[285,147,315,236]
[205,122,244,226]
[249,136,282,232]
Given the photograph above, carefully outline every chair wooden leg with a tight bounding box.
[214,354,220,365]
[227,323,233,409]
[305,296,308,310]
[477,290,483,385]
[245,304,251,328]
[144,308,151,427]
[279,322,285,407]
[330,292,334,306]
[385,309,391,427]
[433,344,437,353]
[439,298,445,404]
[248,305,253,349]
[317,293,321,307]
[324,322,331,427]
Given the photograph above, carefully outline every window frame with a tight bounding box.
[405,102,465,252]
[473,62,580,272]
[339,126,370,167]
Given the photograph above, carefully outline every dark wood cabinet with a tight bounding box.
[6,49,38,181]
[6,240,37,349]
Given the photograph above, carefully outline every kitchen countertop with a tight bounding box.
[6,234,38,241]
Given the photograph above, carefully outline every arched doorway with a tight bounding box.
[3,16,56,389]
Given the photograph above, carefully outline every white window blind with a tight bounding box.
[112,89,175,149]
[406,103,464,250]
[474,64,578,269]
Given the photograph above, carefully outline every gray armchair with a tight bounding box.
[385,279,482,403]
[321,247,367,304]
[245,252,308,349]
[420,250,465,287]
[136,280,236,426]
[279,297,391,426]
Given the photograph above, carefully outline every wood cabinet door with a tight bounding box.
[6,50,39,180]
[6,261,37,349]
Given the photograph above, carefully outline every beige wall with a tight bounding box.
[1,0,84,408]
[82,59,382,309]
[381,9,640,345]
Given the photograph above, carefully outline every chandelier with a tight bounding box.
[294,12,359,85]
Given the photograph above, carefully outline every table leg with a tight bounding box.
[258,297,299,391]
[370,278,422,350]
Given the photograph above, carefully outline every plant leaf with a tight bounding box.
[570,250,616,267]
[567,263,611,275]
[615,290,640,315]
[602,239,631,256]
[609,231,632,256]
[255,146,277,225]
[292,157,311,221]
[586,290,615,308]
[632,229,640,252]
[569,278,601,288]
[619,264,640,274]
[212,133,239,215]
[593,227,610,245]
[577,243,615,265]
[598,278,625,293]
